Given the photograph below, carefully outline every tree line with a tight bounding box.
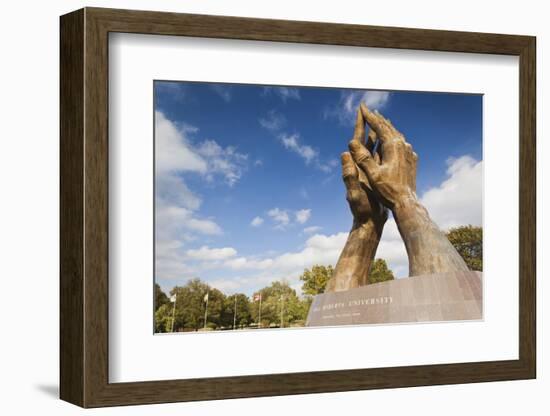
[154,258,395,333]
[155,225,481,332]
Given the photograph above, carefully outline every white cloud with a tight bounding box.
[155,111,207,174]
[224,257,274,270]
[155,201,222,281]
[250,216,264,227]
[155,257,196,282]
[155,81,187,102]
[265,207,313,229]
[156,205,222,237]
[160,221,374,291]
[155,199,222,281]
[279,133,337,173]
[267,208,290,228]
[421,156,483,229]
[210,84,232,102]
[259,110,286,132]
[207,274,275,293]
[280,133,318,164]
[262,86,301,102]
[195,140,248,187]
[259,111,335,174]
[303,226,322,234]
[295,209,311,224]
[155,111,248,187]
[201,231,348,294]
[325,90,391,124]
[155,110,250,281]
[347,90,390,112]
[156,173,202,211]
[222,232,348,275]
[318,162,336,173]
[186,246,237,261]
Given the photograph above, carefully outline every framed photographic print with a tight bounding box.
[60,7,536,408]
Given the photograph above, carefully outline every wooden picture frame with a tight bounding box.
[60,7,536,408]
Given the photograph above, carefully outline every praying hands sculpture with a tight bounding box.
[326,103,468,293]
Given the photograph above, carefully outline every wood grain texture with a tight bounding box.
[518,37,536,376]
[59,8,84,407]
[59,7,536,408]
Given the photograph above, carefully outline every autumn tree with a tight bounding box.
[446,225,483,271]
[368,259,395,284]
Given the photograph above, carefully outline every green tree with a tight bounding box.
[154,303,173,333]
[170,279,226,331]
[299,265,334,296]
[446,225,483,271]
[221,293,252,329]
[252,281,308,328]
[285,296,310,327]
[204,287,226,329]
[368,259,395,284]
[154,283,169,311]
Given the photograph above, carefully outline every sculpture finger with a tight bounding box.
[380,114,407,143]
[349,139,381,183]
[341,152,361,192]
[360,103,391,142]
[380,115,398,134]
[367,129,384,163]
[365,129,376,152]
[352,108,366,145]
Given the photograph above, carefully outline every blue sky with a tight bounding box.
[154,81,483,296]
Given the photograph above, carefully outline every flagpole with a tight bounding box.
[233,296,237,329]
[259,294,262,329]
[203,292,209,329]
[280,296,284,328]
[170,293,177,333]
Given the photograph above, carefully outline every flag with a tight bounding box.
[253,293,262,302]
[170,294,177,303]
[203,292,209,303]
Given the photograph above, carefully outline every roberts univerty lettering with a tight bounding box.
[348,296,392,307]
[311,296,393,313]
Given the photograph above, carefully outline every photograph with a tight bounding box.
[153,81,483,333]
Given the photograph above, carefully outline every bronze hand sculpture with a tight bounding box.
[326,103,469,293]
[325,110,388,292]
[349,103,469,277]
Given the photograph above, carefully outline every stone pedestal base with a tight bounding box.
[306,271,482,327]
